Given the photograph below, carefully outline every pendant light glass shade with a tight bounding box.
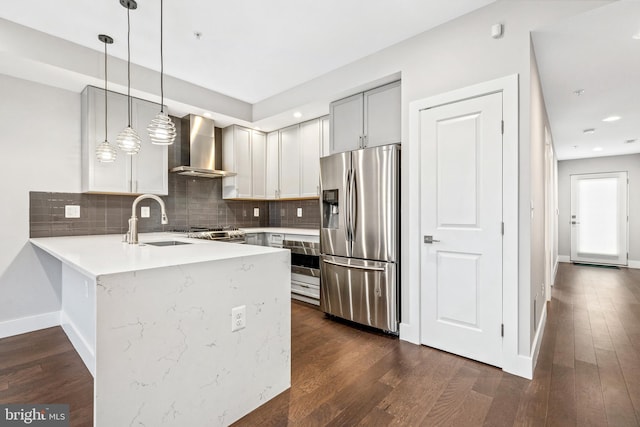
[117,126,142,154]
[96,140,118,161]
[148,0,176,145]
[117,0,141,155]
[96,34,117,163]
[148,111,177,145]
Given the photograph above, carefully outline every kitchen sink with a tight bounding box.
[142,240,193,247]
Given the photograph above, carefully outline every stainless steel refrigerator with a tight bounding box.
[319,143,400,333]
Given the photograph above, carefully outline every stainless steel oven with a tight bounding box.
[283,239,321,305]
[283,240,320,277]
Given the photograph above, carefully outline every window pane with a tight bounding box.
[578,177,618,255]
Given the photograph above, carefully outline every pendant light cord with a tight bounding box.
[127,6,132,127]
[160,0,165,113]
[104,41,108,141]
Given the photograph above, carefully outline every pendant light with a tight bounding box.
[116,0,141,155]
[147,0,176,145]
[96,34,117,163]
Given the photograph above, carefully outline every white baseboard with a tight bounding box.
[502,303,547,380]
[60,311,95,377]
[0,311,60,339]
[531,302,547,374]
[628,260,640,269]
[558,255,570,263]
[399,322,420,344]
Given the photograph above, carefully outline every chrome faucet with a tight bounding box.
[125,194,169,244]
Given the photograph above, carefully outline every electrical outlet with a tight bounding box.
[140,206,150,218]
[65,205,80,218]
[231,305,246,332]
[253,207,260,217]
[297,207,303,217]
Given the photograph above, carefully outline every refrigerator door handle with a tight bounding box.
[351,167,358,242]
[322,258,386,272]
[345,168,352,242]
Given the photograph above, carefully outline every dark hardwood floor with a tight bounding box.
[1,263,639,426]
[236,263,640,426]
[0,327,93,426]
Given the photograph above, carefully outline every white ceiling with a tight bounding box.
[0,0,493,104]
[532,0,640,160]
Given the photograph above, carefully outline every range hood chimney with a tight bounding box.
[170,114,236,178]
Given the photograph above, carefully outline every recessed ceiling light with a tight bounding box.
[583,128,595,134]
[602,115,621,122]
[293,112,302,119]
[203,112,212,118]
[593,147,603,152]
[624,139,637,144]
[573,89,584,96]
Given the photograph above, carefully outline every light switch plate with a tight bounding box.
[297,207,303,217]
[65,205,80,218]
[140,206,150,218]
[253,207,260,217]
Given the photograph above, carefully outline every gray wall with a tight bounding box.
[558,154,640,262]
[0,74,80,324]
[529,43,550,337]
[254,0,608,355]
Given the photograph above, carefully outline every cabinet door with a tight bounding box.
[251,130,267,199]
[223,125,252,199]
[363,81,401,148]
[300,119,320,198]
[235,127,253,198]
[81,87,131,193]
[266,131,280,199]
[330,93,363,154]
[279,125,301,198]
[131,98,168,195]
[320,115,330,158]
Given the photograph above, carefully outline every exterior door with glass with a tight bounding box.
[570,172,628,265]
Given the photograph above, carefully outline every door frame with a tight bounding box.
[569,171,629,265]
[408,75,523,377]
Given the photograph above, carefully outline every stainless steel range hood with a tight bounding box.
[170,114,236,178]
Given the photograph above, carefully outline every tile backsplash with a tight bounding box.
[30,177,320,238]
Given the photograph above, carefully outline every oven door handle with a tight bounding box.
[322,259,385,272]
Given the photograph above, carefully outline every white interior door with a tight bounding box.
[420,92,503,367]
[570,172,628,265]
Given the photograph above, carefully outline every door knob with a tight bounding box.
[424,235,440,244]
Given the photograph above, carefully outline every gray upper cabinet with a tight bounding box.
[330,93,363,154]
[329,81,400,154]
[320,115,330,158]
[81,86,168,195]
[364,81,401,148]
[251,131,267,199]
[279,124,301,199]
[223,125,262,199]
[265,131,280,199]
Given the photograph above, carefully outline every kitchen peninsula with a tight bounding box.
[30,233,290,426]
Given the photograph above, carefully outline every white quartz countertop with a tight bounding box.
[30,232,286,278]
[240,227,319,236]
